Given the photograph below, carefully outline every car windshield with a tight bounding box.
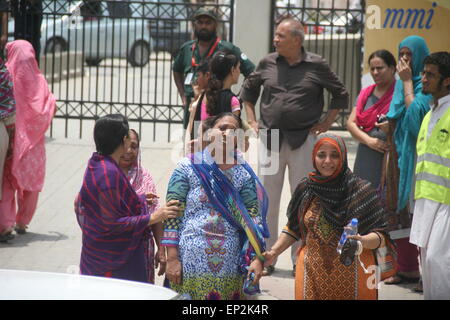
[107,1,132,19]
[73,1,132,20]
[80,1,102,18]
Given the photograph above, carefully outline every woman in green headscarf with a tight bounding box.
[381,36,431,285]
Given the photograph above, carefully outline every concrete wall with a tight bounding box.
[233,0,272,67]
[232,0,272,120]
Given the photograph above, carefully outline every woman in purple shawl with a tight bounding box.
[75,114,181,282]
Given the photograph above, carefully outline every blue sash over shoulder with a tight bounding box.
[188,150,269,276]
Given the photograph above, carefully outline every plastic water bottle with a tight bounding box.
[337,218,358,254]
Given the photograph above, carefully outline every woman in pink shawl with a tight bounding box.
[347,49,396,188]
[118,129,166,283]
[0,40,56,235]
[0,56,16,242]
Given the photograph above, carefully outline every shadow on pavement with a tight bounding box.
[267,268,295,280]
[0,231,68,248]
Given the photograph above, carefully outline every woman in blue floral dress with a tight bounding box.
[162,113,268,300]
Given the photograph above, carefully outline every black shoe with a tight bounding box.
[413,278,423,293]
[340,238,358,266]
[14,225,27,235]
[0,232,15,243]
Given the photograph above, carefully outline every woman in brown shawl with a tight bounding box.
[253,133,389,299]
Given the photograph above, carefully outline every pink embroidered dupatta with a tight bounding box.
[126,150,160,283]
[5,40,56,194]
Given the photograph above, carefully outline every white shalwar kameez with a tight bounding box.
[410,95,450,300]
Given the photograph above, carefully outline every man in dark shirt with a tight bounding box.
[172,7,255,129]
[0,0,8,53]
[11,0,43,62]
[241,18,349,274]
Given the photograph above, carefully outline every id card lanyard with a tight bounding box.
[191,37,221,68]
[185,37,220,86]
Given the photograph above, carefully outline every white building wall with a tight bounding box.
[232,0,272,119]
[233,0,272,67]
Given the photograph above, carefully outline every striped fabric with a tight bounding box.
[75,153,151,279]
[0,59,15,121]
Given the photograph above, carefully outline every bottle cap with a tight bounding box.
[351,218,358,225]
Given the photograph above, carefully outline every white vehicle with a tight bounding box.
[321,11,363,34]
[0,269,181,300]
[9,1,154,67]
[145,0,192,56]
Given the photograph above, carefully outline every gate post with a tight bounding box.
[233,0,272,120]
[233,0,272,68]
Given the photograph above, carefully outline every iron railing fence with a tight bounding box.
[272,0,365,129]
[6,0,233,141]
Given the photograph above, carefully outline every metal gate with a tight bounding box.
[7,0,234,141]
[271,0,365,129]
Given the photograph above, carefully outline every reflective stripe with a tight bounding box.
[417,153,450,169]
[416,172,450,189]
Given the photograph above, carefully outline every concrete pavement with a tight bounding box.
[0,123,423,300]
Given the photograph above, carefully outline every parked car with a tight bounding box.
[7,1,153,67]
[321,11,363,34]
[141,0,193,56]
[0,269,181,300]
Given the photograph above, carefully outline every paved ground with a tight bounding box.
[0,126,423,300]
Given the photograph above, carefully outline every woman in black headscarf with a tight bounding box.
[252,133,389,300]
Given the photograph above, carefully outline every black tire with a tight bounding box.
[44,38,67,54]
[85,58,103,67]
[128,40,150,67]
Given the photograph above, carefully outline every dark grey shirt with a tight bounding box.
[0,0,7,11]
[241,49,349,150]
[0,0,7,44]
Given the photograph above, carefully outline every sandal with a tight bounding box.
[0,230,15,243]
[384,274,420,285]
[14,225,28,235]
[413,278,423,293]
[262,265,275,276]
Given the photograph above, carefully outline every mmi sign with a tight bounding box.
[366,2,437,30]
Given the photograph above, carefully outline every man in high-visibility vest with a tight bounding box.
[410,51,450,300]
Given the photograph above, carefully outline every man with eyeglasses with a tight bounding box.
[410,51,450,300]
[172,8,255,129]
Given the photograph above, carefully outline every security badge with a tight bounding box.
[184,72,194,85]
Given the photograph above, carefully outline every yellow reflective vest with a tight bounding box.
[415,105,450,205]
